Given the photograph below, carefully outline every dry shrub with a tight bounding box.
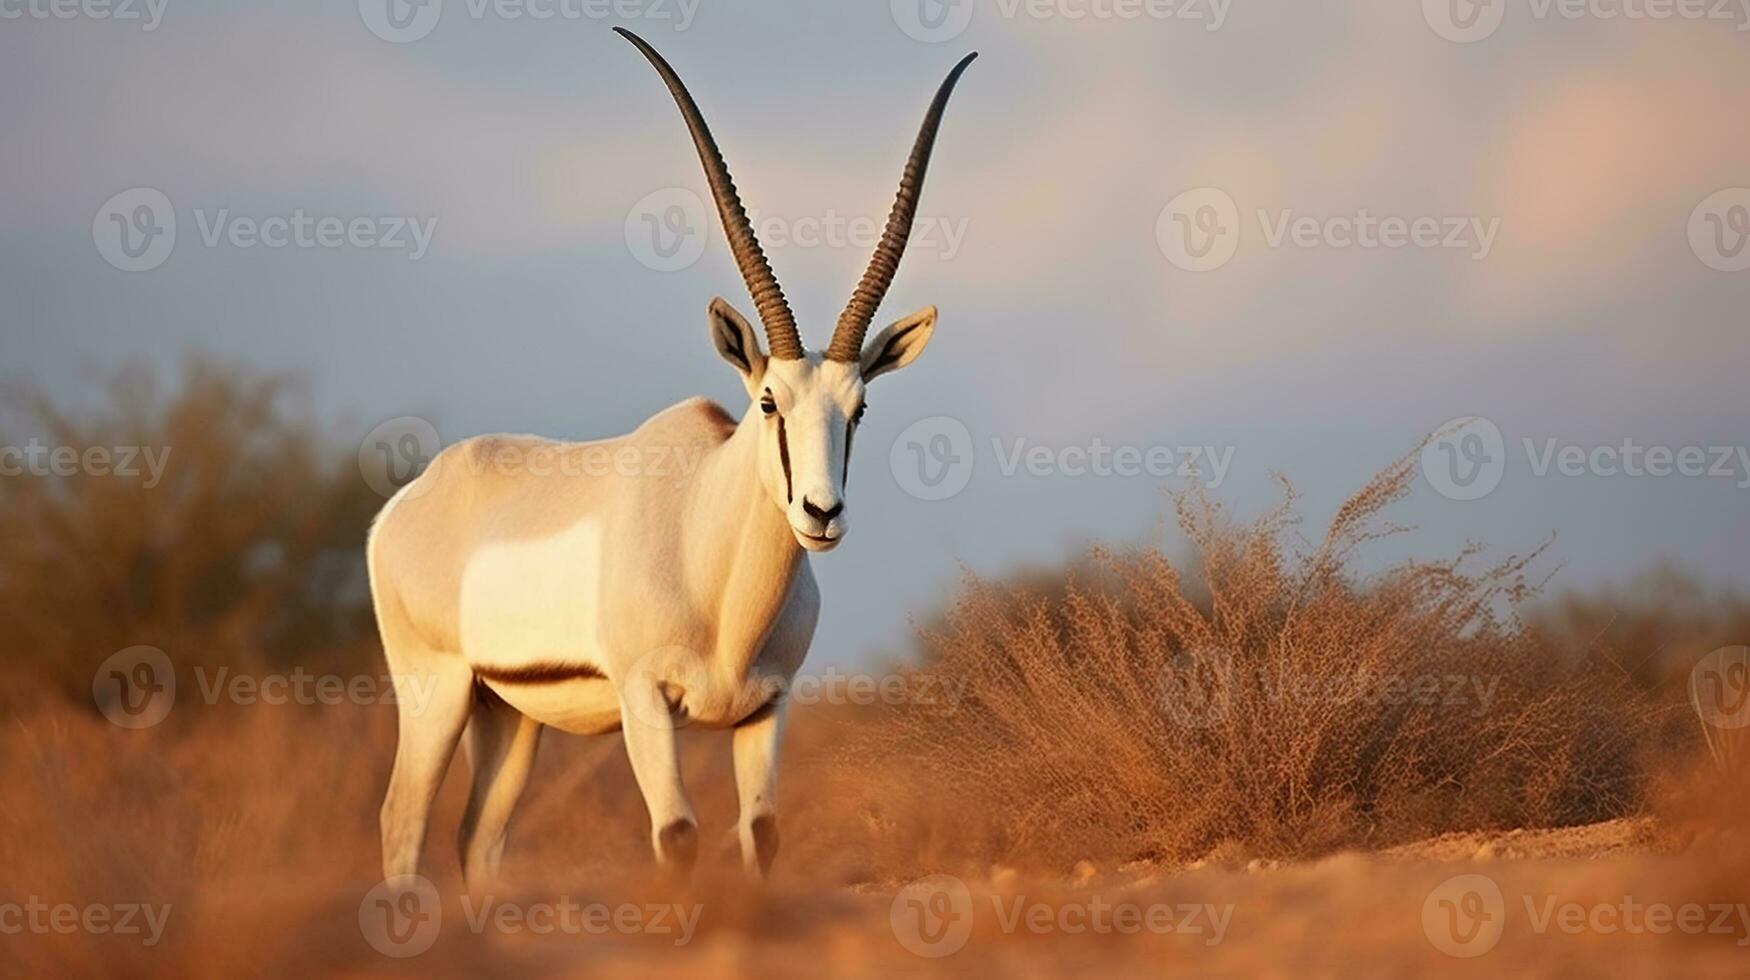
[857,455,1661,870]
[0,358,381,704]
[1530,566,1750,698]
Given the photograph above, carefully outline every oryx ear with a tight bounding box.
[709,297,766,388]
[859,306,937,382]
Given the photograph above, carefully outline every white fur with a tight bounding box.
[367,298,935,886]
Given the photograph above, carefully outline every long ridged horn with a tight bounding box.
[826,51,977,362]
[616,27,804,360]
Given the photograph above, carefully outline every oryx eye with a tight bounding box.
[760,391,778,416]
[852,402,867,423]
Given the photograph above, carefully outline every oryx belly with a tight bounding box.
[460,518,622,733]
[481,676,623,735]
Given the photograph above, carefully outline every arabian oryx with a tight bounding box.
[367,28,975,884]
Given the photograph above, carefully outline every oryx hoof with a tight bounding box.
[747,813,780,878]
[656,818,699,876]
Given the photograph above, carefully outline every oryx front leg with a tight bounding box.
[618,675,698,875]
[732,700,786,877]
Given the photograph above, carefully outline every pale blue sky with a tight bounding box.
[4,1,1747,665]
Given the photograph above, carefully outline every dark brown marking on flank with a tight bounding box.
[697,398,736,438]
[473,662,606,684]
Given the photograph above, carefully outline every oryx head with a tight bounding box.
[619,28,974,553]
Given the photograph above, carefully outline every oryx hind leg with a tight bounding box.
[457,686,543,889]
[379,646,474,881]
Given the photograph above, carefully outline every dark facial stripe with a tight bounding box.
[843,421,854,486]
[473,661,605,684]
[777,415,793,503]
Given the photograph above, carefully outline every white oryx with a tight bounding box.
[368,28,975,884]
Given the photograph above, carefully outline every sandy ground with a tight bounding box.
[2,699,1741,978]
[79,816,1723,979]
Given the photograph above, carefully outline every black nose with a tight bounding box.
[802,496,843,522]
